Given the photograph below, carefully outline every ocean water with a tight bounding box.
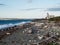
[0,19,32,29]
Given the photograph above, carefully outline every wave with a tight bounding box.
[0,21,31,30]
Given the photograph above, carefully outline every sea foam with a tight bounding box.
[0,21,31,30]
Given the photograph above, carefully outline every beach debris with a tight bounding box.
[6,32,10,35]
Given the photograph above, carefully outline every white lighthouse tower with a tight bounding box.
[46,13,54,19]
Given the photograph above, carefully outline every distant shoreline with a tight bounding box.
[0,18,24,20]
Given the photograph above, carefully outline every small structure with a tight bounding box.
[46,13,54,19]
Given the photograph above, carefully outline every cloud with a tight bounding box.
[0,4,5,5]
[48,8,60,11]
[28,0,32,3]
[20,8,44,11]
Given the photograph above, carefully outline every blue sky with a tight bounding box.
[0,0,60,18]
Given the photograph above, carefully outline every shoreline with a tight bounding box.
[0,21,34,40]
[0,19,60,45]
[0,20,31,30]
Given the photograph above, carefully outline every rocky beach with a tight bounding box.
[0,19,60,45]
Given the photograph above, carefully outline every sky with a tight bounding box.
[0,0,60,19]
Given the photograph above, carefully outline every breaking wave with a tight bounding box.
[0,21,31,30]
